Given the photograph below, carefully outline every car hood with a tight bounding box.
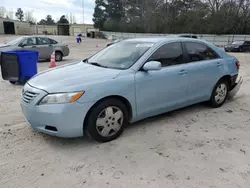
[0,44,10,48]
[28,61,122,93]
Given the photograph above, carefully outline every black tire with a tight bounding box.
[209,79,229,108]
[19,77,29,85]
[85,98,128,142]
[55,51,63,62]
[9,81,17,85]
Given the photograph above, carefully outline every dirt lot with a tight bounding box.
[0,35,250,188]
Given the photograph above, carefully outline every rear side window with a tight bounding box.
[37,37,50,45]
[50,39,58,44]
[148,42,184,67]
[184,42,219,62]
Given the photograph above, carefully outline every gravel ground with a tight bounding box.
[0,36,250,188]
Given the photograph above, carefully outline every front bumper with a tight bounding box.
[228,76,243,99]
[20,83,95,138]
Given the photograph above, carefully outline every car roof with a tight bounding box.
[22,36,53,39]
[124,36,202,43]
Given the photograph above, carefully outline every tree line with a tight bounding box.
[93,0,250,34]
[0,7,76,25]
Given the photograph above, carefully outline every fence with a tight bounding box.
[101,31,250,46]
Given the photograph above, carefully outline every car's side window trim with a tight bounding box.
[36,37,42,46]
[183,41,221,64]
[139,41,186,70]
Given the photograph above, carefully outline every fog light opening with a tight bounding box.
[45,126,58,132]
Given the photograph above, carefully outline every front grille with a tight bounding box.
[22,90,38,104]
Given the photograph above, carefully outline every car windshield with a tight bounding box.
[6,37,25,45]
[87,41,154,69]
[232,41,244,45]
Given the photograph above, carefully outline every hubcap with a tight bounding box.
[56,54,61,61]
[215,83,227,104]
[96,106,124,137]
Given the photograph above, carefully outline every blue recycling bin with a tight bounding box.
[1,50,38,84]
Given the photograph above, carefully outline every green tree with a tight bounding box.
[45,15,56,25]
[58,15,69,24]
[93,0,107,29]
[37,15,55,25]
[15,8,24,21]
[93,0,250,34]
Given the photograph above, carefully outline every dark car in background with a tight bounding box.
[224,41,250,52]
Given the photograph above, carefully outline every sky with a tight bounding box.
[0,0,95,24]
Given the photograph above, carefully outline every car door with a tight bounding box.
[135,42,189,117]
[183,41,223,103]
[36,37,54,59]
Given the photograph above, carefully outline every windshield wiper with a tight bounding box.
[88,62,108,68]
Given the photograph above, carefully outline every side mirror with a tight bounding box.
[19,43,25,48]
[142,61,162,71]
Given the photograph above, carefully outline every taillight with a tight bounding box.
[236,61,240,69]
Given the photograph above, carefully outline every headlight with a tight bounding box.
[39,91,84,105]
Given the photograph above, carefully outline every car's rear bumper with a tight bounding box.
[63,47,70,57]
[228,76,243,99]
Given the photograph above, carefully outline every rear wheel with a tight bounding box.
[85,99,128,142]
[55,51,63,61]
[209,79,229,108]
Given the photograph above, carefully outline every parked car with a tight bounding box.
[20,37,242,142]
[224,41,250,52]
[0,36,69,61]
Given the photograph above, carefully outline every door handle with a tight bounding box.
[216,62,222,67]
[179,70,187,75]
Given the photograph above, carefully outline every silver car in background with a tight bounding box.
[0,36,70,61]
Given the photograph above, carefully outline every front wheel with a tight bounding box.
[85,99,128,142]
[209,79,229,108]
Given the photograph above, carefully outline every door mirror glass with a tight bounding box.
[143,61,162,71]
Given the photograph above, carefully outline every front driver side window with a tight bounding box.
[147,42,184,67]
[20,37,36,46]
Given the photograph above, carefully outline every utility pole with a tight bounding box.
[82,0,84,24]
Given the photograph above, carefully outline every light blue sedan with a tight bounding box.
[20,37,242,142]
